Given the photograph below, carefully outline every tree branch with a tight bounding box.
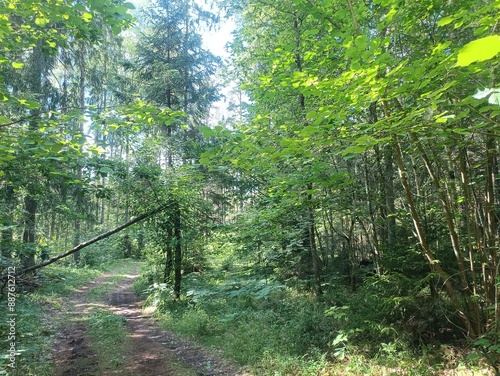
[0,107,86,129]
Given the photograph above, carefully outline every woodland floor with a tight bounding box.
[50,265,247,376]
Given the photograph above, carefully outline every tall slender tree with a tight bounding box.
[129,0,221,297]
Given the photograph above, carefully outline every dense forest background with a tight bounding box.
[1,0,500,374]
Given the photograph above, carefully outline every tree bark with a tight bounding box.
[164,226,173,283]
[173,200,182,299]
[74,43,86,264]
[293,14,322,295]
[1,184,14,258]
[22,194,37,269]
[392,135,477,337]
[384,146,396,246]
[22,40,45,269]
[484,135,497,307]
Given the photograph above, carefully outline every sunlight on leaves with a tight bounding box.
[473,87,500,106]
[456,35,500,67]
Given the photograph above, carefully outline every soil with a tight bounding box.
[51,268,249,376]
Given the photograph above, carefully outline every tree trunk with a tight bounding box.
[392,135,477,337]
[164,226,173,283]
[384,146,396,247]
[22,40,45,269]
[73,43,86,264]
[484,136,497,307]
[1,184,14,258]
[293,14,322,294]
[411,135,481,335]
[22,195,37,268]
[101,177,106,225]
[2,205,168,280]
[306,185,322,295]
[173,200,182,299]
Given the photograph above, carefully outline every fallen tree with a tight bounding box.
[0,204,167,281]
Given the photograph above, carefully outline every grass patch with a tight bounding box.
[86,310,128,372]
[0,297,55,376]
[85,261,141,302]
[82,261,142,373]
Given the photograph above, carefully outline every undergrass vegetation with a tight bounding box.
[0,258,140,375]
[86,309,128,372]
[82,261,143,373]
[135,262,492,375]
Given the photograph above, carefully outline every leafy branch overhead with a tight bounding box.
[1,0,500,374]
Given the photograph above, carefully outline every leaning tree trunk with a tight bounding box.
[1,205,168,280]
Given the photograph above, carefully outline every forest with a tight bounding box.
[1,0,500,374]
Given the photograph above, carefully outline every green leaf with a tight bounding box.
[82,12,93,22]
[200,126,215,137]
[437,16,453,27]
[74,4,86,11]
[99,166,113,174]
[435,114,455,123]
[456,36,500,67]
[306,111,317,119]
[199,156,210,165]
[12,62,24,69]
[35,17,49,27]
[17,99,40,109]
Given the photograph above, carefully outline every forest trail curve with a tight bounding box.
[51,264,248,376]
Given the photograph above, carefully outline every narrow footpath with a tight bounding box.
[51,265,247,376]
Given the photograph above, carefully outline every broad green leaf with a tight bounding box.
[74,4,86,11]
[435,114,455,123]
[306,111,317,119]
[82,12,93,22]
[199,156,211,165]
[437,16,453,27]
[456,36,500,67]
[200,126,215,137]
[99,166,113,174]
[12,62,24,69]
[385,7,397,22]
[88,145,105,155]
[22,100,41,109]
[35,17,49,26]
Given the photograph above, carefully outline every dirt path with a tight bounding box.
[51,266,247,376]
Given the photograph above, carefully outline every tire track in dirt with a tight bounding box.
[52,270,118,376]
[52,265,249,376]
